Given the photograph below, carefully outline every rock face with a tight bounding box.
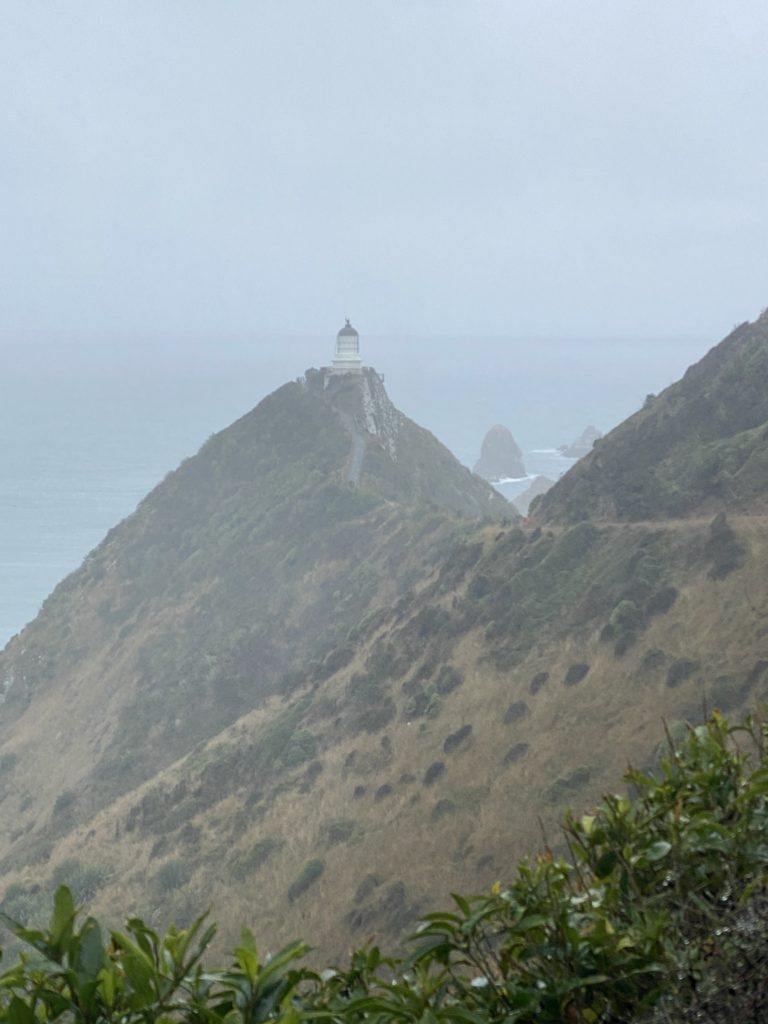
[559,425,602,459]
[473,425,526,481]
[514,475,555,516]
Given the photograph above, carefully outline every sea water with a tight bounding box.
[0,331,709,648]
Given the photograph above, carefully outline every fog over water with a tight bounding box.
[2,2,766,641]
[2,2,767,339]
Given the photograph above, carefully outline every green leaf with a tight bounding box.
[646,841,672,862]
[6,997,36,1024]
[234,928,259,983]
[595,850,619,878]
[74,918,105,981]
[50,885,76,948]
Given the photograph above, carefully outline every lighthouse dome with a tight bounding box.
[337,319,359,339]
[332,319,363,374]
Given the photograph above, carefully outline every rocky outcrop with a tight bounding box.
[559,425,602,459]
[473,425,526,481]
[514,476,555,516]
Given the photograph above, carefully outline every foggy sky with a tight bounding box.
[1,1,767,338]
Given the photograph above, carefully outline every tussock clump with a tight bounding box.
[431,799,457,820]
[504,701,529,724]
[640,648,667,674]
[667,658,699,688]
[645,585,678,617]
[435,666,464,695]
[706,512,746,580]
[353,874,382,905]
[325,820,356,846]
[443,725,472,754]
[287,859,324,902]
[231,837,280,879]
[564,663,590,687]
[423,761,445,786]
[545,766,591,804]
[504,742,529,766]
[529,671,549,695]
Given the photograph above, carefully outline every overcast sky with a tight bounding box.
[1,1,767,339]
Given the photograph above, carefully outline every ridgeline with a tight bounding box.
[2,316,768,964]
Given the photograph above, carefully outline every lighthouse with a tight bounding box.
[331,319,363,375]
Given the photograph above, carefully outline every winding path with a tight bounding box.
[335,408,366,484]
[346,430,366,484]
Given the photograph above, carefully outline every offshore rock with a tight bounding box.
[559,425,602,459]
[473,425,526,482]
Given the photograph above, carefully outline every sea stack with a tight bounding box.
[473,425,526,481]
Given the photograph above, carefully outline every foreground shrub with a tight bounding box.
[2,713,768,1022]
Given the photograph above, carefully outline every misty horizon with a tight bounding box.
[1,1,767,341]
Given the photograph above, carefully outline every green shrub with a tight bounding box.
[423,761,445,786]
[0,883,48,928]
[232,838,280,878]
[434,666,464,695]
[51,859,106,902]
[545,765,591,804]
[154,858,189,893]
[7,715,768,1023]
[278,730,317,770]
[645,585,678,617]
[325,821,356,845]
[666,657,699,688]
[609,599,642,634]
[529,671,548,694]
[563,663,590,687]
[504,700,529,723]
[288,859,324,902]
[353,874,381,904]
[431,799,457,821]
[443,725,472,754]
[706,512,746,579]
[640,647,666,673]
[503,742,529,766]
[52,790,76,816]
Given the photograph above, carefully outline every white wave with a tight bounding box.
[493,474,537,485]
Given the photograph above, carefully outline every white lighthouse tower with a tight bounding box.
[331,319,363,375]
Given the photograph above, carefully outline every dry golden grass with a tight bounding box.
[3,518,766,963]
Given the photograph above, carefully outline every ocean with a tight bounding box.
[0,330,710,647]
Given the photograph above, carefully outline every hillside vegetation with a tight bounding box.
[2,316,768,964]
[3,713,767,1023]
[0,369,506,874]
[536,310,768,522]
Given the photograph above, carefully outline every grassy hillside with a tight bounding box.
[536,310,768,522]
[2,323,768,964]
[3,511,767,961]
[0,370,507,880]
[4,713,768,1024]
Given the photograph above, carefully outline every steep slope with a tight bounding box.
[3,323,768,965]
[536,310,768,523]
[0,368,507,874]
[5,512,767,963]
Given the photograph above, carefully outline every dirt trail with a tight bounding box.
[346,430,365,484]
[522,513,768,536]
[335,408,366,484]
